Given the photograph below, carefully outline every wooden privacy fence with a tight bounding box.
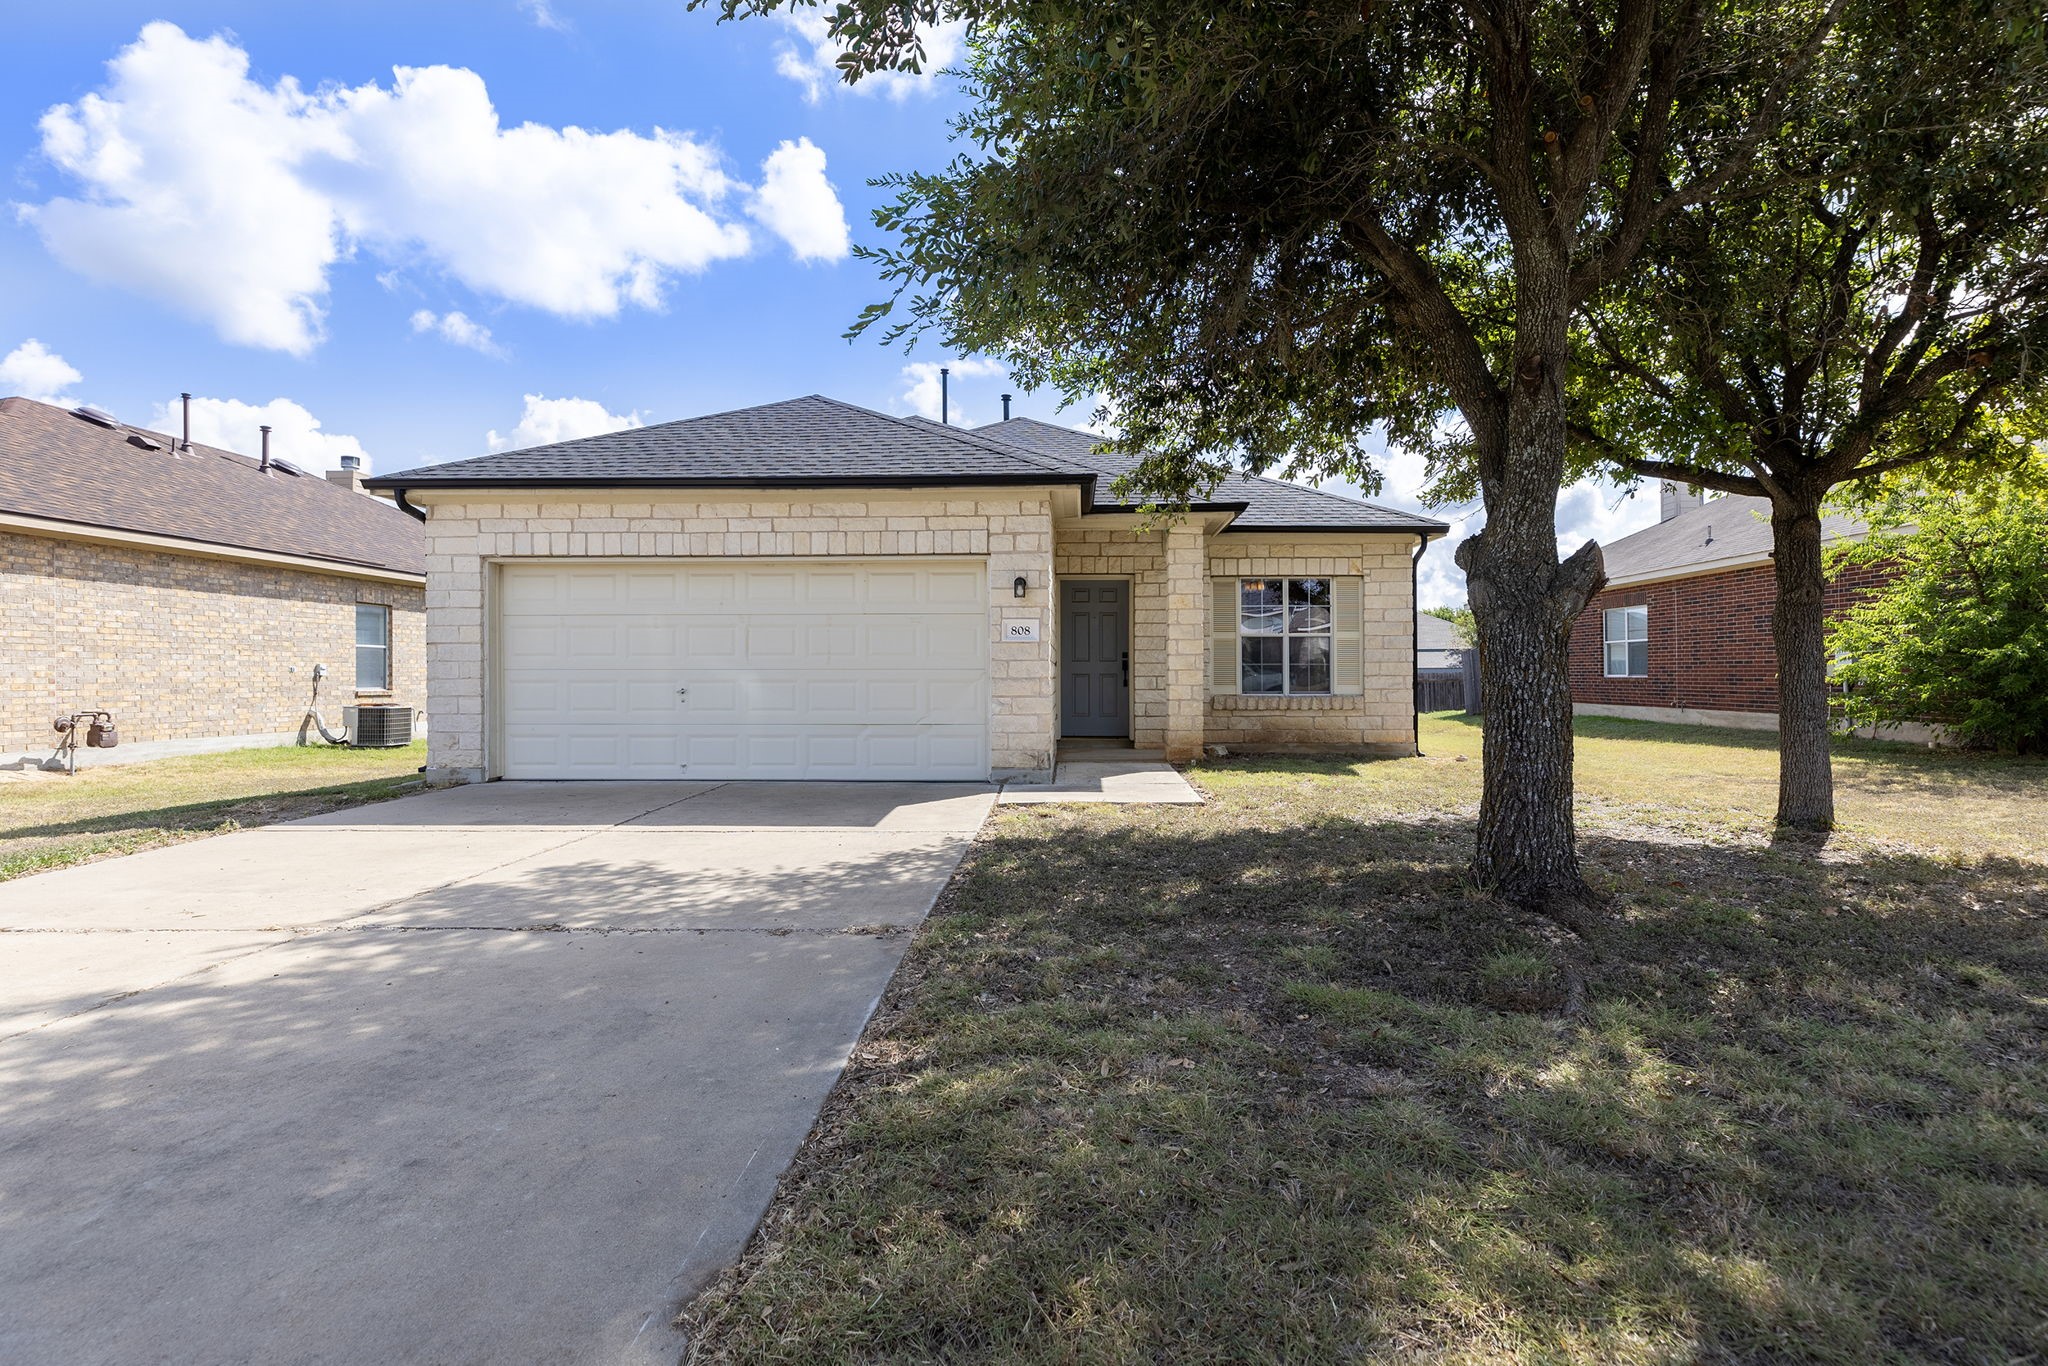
[1415,671,1466,714]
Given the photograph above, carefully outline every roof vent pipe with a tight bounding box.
[180,392,191,451]
[1001,393,1012,421]
[259,424,272,472]
[939,366,950,425]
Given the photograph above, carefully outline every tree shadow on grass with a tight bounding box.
[691,800,2048,1363]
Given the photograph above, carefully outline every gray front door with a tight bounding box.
[1060,580,1129,737]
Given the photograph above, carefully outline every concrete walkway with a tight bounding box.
[998,757,1204,805]
[0,780,994,1365]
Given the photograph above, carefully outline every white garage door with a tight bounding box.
[497,561,989,780]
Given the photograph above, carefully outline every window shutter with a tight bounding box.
[1332,577,1364,695]
[1209,578,1239,694]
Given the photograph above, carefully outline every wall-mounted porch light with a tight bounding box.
[1013,575,1029,599]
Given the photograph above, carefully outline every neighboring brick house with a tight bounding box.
[367,396,1445,783]
[1,396,426,767]
[1569,482,1875,730]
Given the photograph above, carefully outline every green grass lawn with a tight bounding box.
[0,740,435,882]
[684,716,2048,1364]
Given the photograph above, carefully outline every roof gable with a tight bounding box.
[0,396,424,576]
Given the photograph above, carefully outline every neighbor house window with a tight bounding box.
[355,604,391,690]
[1239,578,1332,694]
[1603,605,1648,677]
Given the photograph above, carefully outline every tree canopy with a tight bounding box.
[1564,0,2048,826]
[1575,0,2048,501]
[700,0,1847,908]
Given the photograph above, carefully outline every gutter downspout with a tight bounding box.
[1411,532,1427,756]
[392,488,428,522]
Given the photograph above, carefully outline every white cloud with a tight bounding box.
[772,13,967,103]
[897,358,1005,426]
[518,0,569,31]
[26,23,849,354]
[0,339,83,405]
[486,393,642,452]
[151,395,372,475]
[748,139,850,263]
[29,28,345,355]
[410,308,505,357]
[1553,479,1660,561]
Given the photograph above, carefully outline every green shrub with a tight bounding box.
[1830,471,2048,752]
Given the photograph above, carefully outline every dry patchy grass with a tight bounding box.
[0,740,433,881]
[685,717,2048,1364]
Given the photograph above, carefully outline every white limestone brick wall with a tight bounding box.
[1161,526,1208,760]
[414,489,1057,780]
[1052,526,1168,749]
[1204,535,1421,754]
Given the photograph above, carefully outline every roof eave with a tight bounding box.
[367,471,1095,492]
[1219,520,1449,535]
[0,509,425,583]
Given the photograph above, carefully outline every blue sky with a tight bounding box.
[2,2,1658,606]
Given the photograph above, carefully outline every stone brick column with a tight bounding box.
[1162,524,1207,761]
[988,497,1057,779]
[420,503,487,782]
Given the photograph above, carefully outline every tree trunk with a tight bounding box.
[1771,500,1835,829]
[1462,540,1605,912]
[1456,332,1608,915]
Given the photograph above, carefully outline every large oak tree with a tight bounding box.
[1571,0,2048,829]
[706,0,1842,912]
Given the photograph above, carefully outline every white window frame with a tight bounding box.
[1237,577,1334,695]
[1602,605,1648,678]
[355,603,392,691]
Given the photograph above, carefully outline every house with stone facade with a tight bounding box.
[1,395,425,767]
[1568,482,1877,731]
[368,396,1445,783]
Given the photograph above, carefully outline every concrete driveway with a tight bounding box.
[0,779,993,1365]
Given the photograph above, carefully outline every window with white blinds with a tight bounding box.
[1210,576,1365,696]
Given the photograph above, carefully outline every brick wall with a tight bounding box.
[2,531,426,755]
[1570,559,1890,714]
[1204,536,1419,753]
[414,490,1059,779]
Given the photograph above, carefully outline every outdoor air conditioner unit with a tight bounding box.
[342,703,415,748]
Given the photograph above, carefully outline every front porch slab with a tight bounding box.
[997,758,1204,805]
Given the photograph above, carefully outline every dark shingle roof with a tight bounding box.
[369,394,1445,534]
[971,417,1445,532]
[0,396,424,576]
[375,395,1085,489]
[1602,494,1866,584]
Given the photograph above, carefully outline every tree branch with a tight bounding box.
[1571,0,1847,302]
[1341,212,1506,451]
[1554,0,1663,227]
[1859,212,1951,409]
[1837,369,2010,483]
[1619,454,1770,498]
